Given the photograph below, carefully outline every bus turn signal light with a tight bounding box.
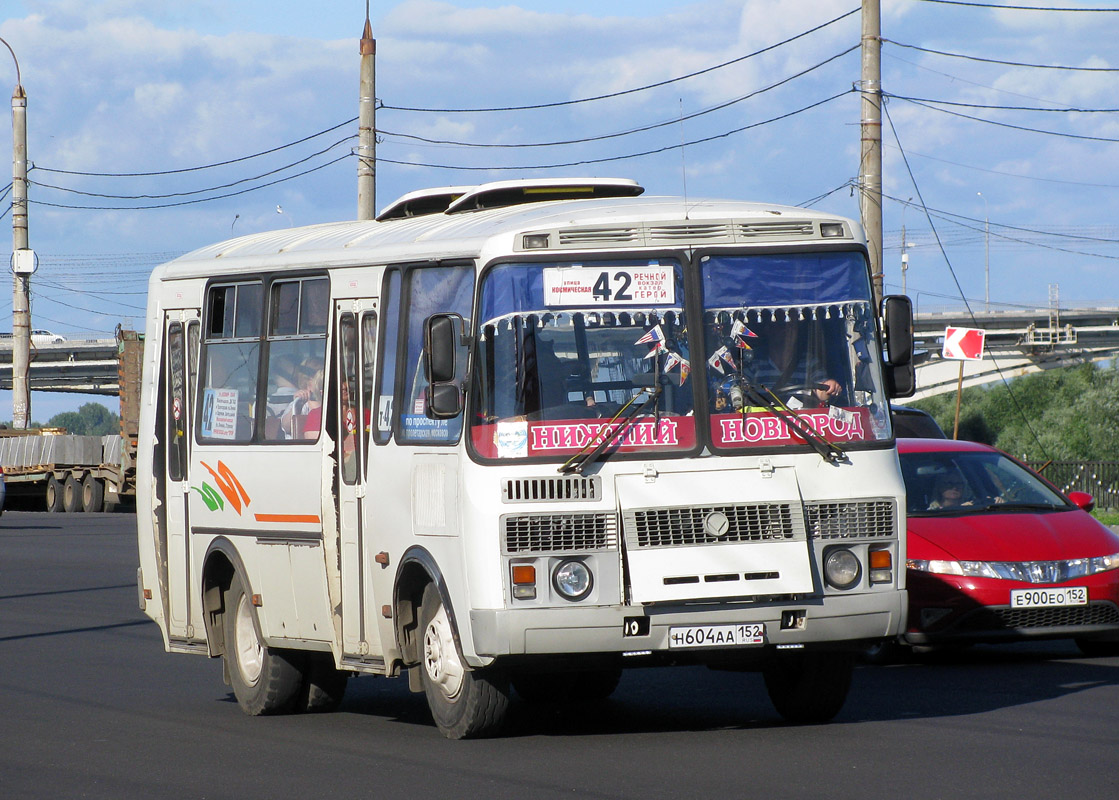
[512,564,537,600]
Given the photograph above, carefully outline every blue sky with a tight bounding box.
[2,0,1119,419]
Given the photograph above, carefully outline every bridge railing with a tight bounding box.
[1029,461,1119,511]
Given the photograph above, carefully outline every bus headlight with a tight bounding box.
[824,548,861,590]
[552,560,593,601]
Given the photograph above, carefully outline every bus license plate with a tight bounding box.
[1010,586,1088,608]
[668,623,765,649]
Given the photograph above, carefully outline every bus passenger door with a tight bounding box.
[336,302,382,660]
[163,312,199,641]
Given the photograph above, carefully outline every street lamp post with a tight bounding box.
[977,191,989,312]
[2,36,30,429]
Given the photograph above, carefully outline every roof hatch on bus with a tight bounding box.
[376,177,644,221]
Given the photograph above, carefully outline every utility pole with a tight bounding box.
[3,37,30,429]
[859,0,883,306]
[356,8,376,221]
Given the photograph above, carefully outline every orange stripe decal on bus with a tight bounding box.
[254,513,321,524]
[199,460,251,515]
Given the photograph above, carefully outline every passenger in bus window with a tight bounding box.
[280,365,322,439]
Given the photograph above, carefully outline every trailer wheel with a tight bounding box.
[223,571,305,716]
[81,475,105,513]
[45,476,64,512]
[63,474,82,513]
[418,582,510,739]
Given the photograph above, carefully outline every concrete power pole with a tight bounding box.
[356,13,376,221]
[3,37,30,428]
[859,0,883,306]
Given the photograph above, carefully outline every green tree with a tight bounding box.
[47,402,119,436]
[910,362,1119,461]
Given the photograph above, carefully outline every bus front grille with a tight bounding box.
[502,476,601,503]
[623,503,799,549]
[804,499,896,540]
[502,512,617,554]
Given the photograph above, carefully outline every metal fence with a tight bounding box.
[1029,461,1119,510]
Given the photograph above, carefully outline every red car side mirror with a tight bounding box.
[1067,491,1095,513]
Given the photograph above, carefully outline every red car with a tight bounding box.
[898,438,1119,657]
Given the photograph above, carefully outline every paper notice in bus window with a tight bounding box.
[495,420,529,458]
[201,388,239,440]
[377,396,393,432]
[543,266,674,306]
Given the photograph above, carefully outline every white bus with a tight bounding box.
[136,178,915,738]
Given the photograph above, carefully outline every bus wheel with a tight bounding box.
[81,474,104,513]
[512,668,622,703]
[223,572,304,716]
[299,653,349,713]
[763,650,853,724]
[63,475,82,513]
[45,476,64,512]
[418,582,509,739]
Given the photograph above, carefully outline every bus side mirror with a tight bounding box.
[424,313,464,418]
[881,295,915,398]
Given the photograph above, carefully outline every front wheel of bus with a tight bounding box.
[763,650,853,725]
[418,582,509,739]
[223,572,304,716]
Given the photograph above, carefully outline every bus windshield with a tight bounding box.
[701,251,890,451]
[469,252,891,461]
[471,259,694,459]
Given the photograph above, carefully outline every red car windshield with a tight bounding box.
[900,449,1069,516]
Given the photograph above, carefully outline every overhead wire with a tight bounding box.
[885,39,1119,72]
[890,95,1119,144]
[28,135,356,201]
[378,90,853,172]
[382,7,859,113]
[915,0,1119,10]
[29,153,351,211]
[33,117,358,178]
[884,101,1050,458]
[379,45,859,150]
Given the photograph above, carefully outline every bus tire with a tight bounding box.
[418,582,509,739]
[45,476,64,512]
[512,668,622,703]
[62,474,82,513]
[763,650,853,725]
[299,653,349,713]
[223,571,305,716]
[82,474,105,513]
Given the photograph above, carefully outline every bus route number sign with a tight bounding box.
[543,266,674,307]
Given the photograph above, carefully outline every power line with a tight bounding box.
[33,118,358,179]
[28,136,355,201]
[891,95,1119,144]
[885,39,1119,72]
[28,153,351,211]
[381,8,859,114]
[379,91,852,172]
[887,94,1119,114]
[916,0,1119,10]
[883,142,1119,189]
[882,100,1050,458]
[379,46,858,150]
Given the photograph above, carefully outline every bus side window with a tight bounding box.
[399,265,475,445]
[373,269,402,445]
[263,277,329,442]
[198,282,262,443]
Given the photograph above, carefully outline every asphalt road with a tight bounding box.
[3,510,1118,800]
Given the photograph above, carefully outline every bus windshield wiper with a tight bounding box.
[741,382,847,464]
[559,386,662,475]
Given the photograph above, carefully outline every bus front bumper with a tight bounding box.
[468,590,905,661]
